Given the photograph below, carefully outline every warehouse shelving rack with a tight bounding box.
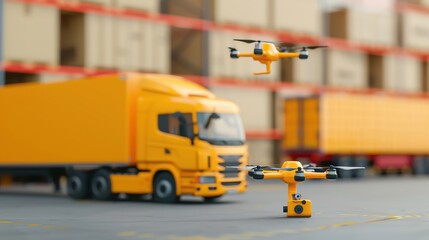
[2,0,429,141]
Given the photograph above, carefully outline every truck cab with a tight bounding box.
[111,74,248,202]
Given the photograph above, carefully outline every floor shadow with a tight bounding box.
[0,190,67,199]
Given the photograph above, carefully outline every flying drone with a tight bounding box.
[229,39,327,75]
[229,161,364,218]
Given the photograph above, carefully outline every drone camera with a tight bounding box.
[293,193,302,200]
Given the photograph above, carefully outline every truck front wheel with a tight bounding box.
[153,172,178,203]
[67,171,91,199]
[91,169,114,200]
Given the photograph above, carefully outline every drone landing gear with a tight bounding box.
[253,62,271,75]
[284,199,312,217]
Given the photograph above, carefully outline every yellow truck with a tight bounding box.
[0,73,248,202]
[283,92,429,177]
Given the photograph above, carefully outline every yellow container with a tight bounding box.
[283,93,429,154]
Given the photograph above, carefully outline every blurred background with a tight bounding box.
[2,0,429,177]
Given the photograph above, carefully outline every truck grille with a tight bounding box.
[219,155,242,178]
[222,181,241,186]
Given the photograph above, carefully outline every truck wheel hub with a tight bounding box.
[93,177,107,194]
[157,180,172,198]
[70,176,82,191]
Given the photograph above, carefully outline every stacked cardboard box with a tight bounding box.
[272,0,321,36]
[327,50,368,88]
[384,56,422,92]
[329,8,397,46]
[215,0,270,28]
[4,1,59,65]
[60,12,170,73]
[281,49,324,85]
[399,11,429,51]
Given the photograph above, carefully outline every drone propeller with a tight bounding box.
[277,45,289,52]
[287,45,328,52]
[233,39,262,44]
[305,165,365,171]
[227,165,270,171]
[302,163,316,168]
[268,167,297,171]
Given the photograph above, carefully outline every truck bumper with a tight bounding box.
[193,178,247,197]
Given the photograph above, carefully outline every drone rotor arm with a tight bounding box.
[304,171,327,179]
[278,52,300,59]
[236,52,254,57]
[260,171,283,179]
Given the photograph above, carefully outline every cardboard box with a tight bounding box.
[281,49,324,85]
[215,0,269,27]
[114,18,143,71]
[327,50,368,88]
[399,11,429,51]
[163,0,211,19]
[141,22,170,73]
[272,0,321,36]
[61,12,169,72]
[4,1,59,65]
[210,87,273,130]
[114,19,170,72]
[329,8,397,46]
[383,56,422,92]
[170,28,204,75]
[60,12,115,69]
[398,0,429,6]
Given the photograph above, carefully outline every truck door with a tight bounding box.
[283,97,319,150]
[146,112,198,170]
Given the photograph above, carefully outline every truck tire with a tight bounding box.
[91,169,114,201]
[153,172,178,203]
[67,171,91,199]
[413,156,426,175]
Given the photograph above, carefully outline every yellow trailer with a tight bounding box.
[0,73,248,202]
[283,92,429,176]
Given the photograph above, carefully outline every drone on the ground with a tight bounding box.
[229,39,327,75]
[229,161,364,218]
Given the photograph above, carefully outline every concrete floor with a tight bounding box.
[1,176,429,240]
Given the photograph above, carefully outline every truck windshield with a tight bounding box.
[197,112,245,146]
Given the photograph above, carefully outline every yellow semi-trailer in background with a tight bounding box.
[283,92,429,177]
[0,73,248,202]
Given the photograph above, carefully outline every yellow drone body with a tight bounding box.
[231,160,364,218]
[229,39,327,75]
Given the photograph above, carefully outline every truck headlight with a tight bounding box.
[198,176,216,184]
